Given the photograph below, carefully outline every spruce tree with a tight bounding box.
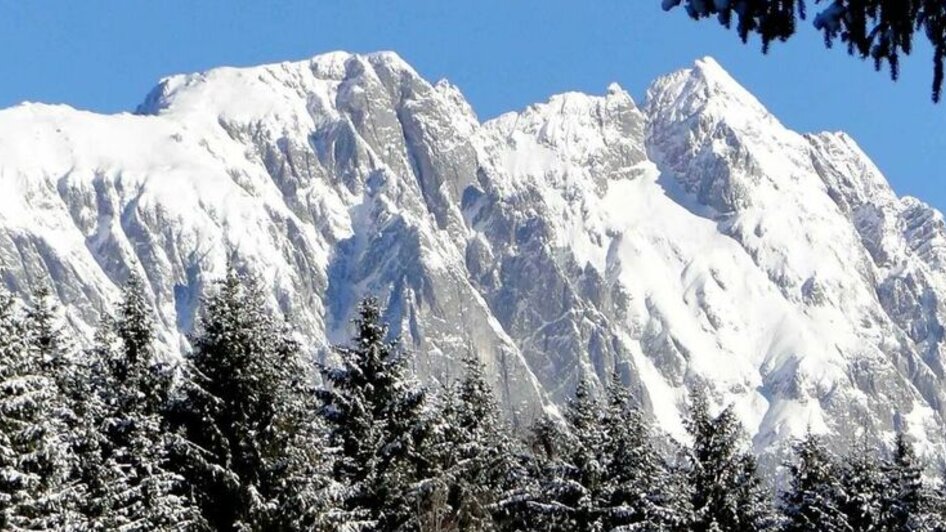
[599,373,689,530]
[514,379,607,530]
[317,296,434,531]
[421,354,521,531]
[24,287,70,382]
[519,411,579,530]
[69,318,118,525]
[80,274,203,530]
[780,431,851,532]
[933,466,946,530]
[879,432,934,531]
[563,378,607,530]
[170,268,333,530]
[0,287,80,529]
[684,387,771,531]
[837,436,885,530]
[512,377,693,531]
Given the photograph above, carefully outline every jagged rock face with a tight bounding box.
[2,52,946,461]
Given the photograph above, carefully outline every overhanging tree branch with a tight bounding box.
[662,0,946,102]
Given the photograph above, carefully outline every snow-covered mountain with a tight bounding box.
[2,52,945,463]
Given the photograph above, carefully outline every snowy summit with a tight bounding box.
[1,51,945,465]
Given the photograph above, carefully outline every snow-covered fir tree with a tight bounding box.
[599,373,689,530]
[169,267,334,531]
[78,274,204,530]
[511,375,696,531]
[837,435,885,530]
[934,467,946,529]
[0,287,80,529]
[515,379,608,530]
[8,273,946,531]
[68,318,118,527]
[24,287,71,383]
[515,411,577,531]
[317,296,434,531]
[422,354,523,531]
[561,378,608,529]
[684,387,772,531]
[780,431,851,532]
[879,432,937,531]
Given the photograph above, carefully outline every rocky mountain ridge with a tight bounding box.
[2,52,945,463]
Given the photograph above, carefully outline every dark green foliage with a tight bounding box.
[531,379,606,530]
[79,274,203,530]
[7,275,946,531]
[662,0,946,101]
[25,287,70,380]
[599,374,690,530]
[780,431,851,532]
[0,287,79,529]
[519,411,580,530]
[879,432,936,531]
[420,354,522,531]
[317,296,433,531]
[515,376,690,531]
[169,268,331,531]
[684,387,772,531]
[836,436,885,530]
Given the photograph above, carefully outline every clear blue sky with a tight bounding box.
[2,1,945,210]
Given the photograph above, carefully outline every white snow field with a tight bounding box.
[2,52,946,466]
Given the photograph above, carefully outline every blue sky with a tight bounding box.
[2,0,944,210]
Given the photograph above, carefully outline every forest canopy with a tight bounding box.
[1,274,942,530]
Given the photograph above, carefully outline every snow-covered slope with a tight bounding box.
[2,52,945,462]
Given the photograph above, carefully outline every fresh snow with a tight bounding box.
[1,51,945,466]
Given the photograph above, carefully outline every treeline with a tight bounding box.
[1,269,944,531]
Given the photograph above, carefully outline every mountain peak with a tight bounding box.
[5,51,946,466]
[691,55,728,80]
[361,50,414,70]
[644,55,776,139]
[689,56,762,105]
[136,50,423,118]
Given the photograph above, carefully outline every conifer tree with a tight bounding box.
[879,432,934,531]
[79,274,203,530]
[514,379,608,530]
[684,387,771,531]
[69,317,118,525]
[25,287,70,382]
[0,287,80,529]
[837,436,884,530]
[600,374,689,530]
[317,296,434,531]
[562,378,607,529]
[518,411,578,530]
[170,268,333,531]
[421,354,521,531]
[513,377,694,531]
[933,467,946,530]
[780,431,851,532]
